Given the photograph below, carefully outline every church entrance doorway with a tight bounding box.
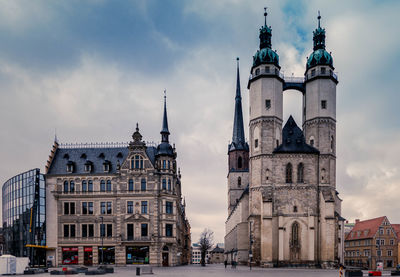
[289,222,301,262]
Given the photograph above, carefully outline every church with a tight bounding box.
[224,9,344,268]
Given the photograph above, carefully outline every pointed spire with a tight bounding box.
[230,58,246,151]
[161,89,170,143]
[264,7,268,27]
[313,11,326,51]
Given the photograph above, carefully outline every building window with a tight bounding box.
[291,222,299,247]
[390,239,394,245]
[286,163,293,183]
[168,179,171,191]
[64,224,75,238]
[82,202,93,215]
[64,202,75,215]
[311,69,316,77]
[131,155,144,169]
[66,162,74,173]
[128,179,134,191]
[321,100,327,109]
[141,201,148,214]
[141,179,146,191]
[380,228,384,235]
[238,177,241,187]
[82,180,87,192]
[255,68,260,75]
[388,250,393,256]
[166,201,173,214]
[168,160,170,169]
[387,229,391,235]
[376,239,380,245]
[238,156,243,169]
[106,180,112,192]
[107,202,112,214]
[297,163,304,183]
[310,137,315,147]
[162,179,166,190]
[163,160,166,169]
[166,224,173,237]
[321,67,326,74]
[380,239,385,245]
[265,66,270,73]
[330,136,334,152]
[293,206,298,213]
[82,224,94,238]
[127,201,133,214]
[64,181,69,193]
[265,99,271,110]
[100,224,112,238]
[141,223,148,237]
[254,139,258,148]
[103,161,110,172]
[70,181,75,192]
[276,139,279,147]
[127,224,134,240]
[84,161,92,173]
[377,250,381,257]
[100,180,106,192]
[88,180,93,192]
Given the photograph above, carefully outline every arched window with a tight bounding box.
[88,180,93,192]
[266,168,270,181]
[291,222,300,247]
[63,181,69,193]
[141,178,146,191]
[100,180,106,192]
[297,163,304,183]
[128,179,134,191]
[321,168,326,182]
[162,179,166,190]
[330,135,334,152]
[168,179,171,191]
[286,163,293,183]
[70,181,75,192]
[238,156,243,169]
[106,180,112,192]
[82,180,87,192]
[238,177,241,187]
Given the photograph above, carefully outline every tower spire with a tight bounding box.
[318,10,321,28]
[264,7,267,27]
[230,58,246,151]
[161,89,170,143]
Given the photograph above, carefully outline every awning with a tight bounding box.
[25,244,56,250]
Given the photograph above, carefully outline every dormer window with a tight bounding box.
[84,161,93,173]
[80,153,87,159]
[103,160,111,172]
[66,161,74,173]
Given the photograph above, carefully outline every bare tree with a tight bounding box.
[198,228,214,266]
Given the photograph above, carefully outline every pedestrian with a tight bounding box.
[224,260,227,268]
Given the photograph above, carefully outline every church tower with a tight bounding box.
[227,58,249,214]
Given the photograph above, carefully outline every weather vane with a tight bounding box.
[264,7,268,26]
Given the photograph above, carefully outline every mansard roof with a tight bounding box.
[273,116,319,154]
[47,145,157,175]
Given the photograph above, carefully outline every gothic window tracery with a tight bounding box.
[238,156,243,169]
[297,163,304,183]
[286,163,293,183]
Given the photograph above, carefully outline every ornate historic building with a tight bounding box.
[45,95,191,266]
[225,10,344,267]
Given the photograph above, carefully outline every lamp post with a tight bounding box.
[100,216,104,265]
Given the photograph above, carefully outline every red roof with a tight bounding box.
[392,224,400,236]
[345,216,386,241]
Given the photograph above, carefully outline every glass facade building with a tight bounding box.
[2,168,46,265]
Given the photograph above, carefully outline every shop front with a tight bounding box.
[62,247,78,265]
[126,246,149,264]
[84,247,93,266]
[98,246,115,264]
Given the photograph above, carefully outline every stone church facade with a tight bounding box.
[225,10,344,268]
[45,96,191,267]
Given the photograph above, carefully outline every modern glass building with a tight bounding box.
[2,168,46,265]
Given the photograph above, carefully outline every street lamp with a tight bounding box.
[99,216,104,265]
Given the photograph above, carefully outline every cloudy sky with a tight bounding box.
[1,0,400,244]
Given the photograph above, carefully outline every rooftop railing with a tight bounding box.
[59,141,158,149]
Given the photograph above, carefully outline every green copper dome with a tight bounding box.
[252,11,279,69]
[253,47,279,68]
[306,49,333,69]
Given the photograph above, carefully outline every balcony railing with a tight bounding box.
[58,141,158,149]
[123,236,151,242]
[54,189,177,195]
[305,68,338,82]
[249,67,284,81]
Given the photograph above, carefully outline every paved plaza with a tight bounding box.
[30,264,392,277]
